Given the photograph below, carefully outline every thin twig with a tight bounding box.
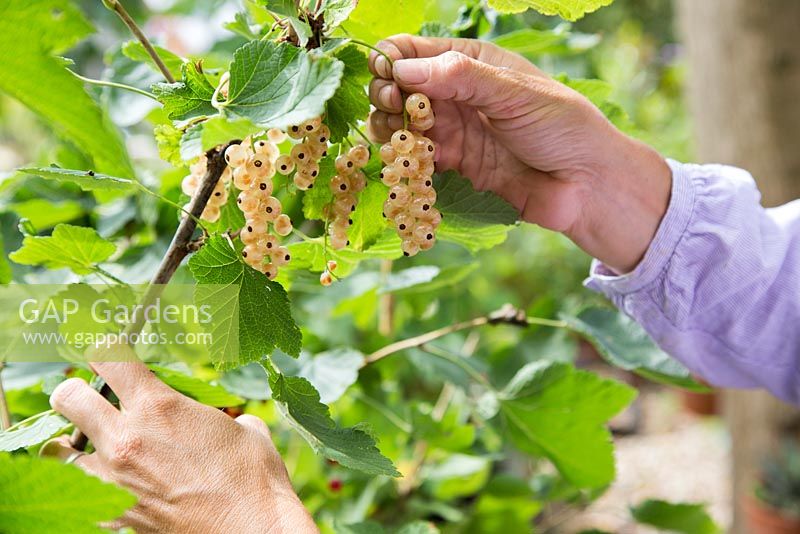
[68,70,159,101]
[0,362,11,431]
[70,144,231,450]
[364,304,567,365]
[103,0,176,83]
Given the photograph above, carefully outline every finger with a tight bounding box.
[392,51,537,120]
[235,414,273,440]
[366,110,404,143]
[370,34,540,79]
[90,358,170,408]
[41,436,109,479]
[369,78,403,113]
[49,380,122,452]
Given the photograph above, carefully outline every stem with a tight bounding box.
[364,304,566,365]
[350,39,394,69]
[378,260,393,336]
[103,0,176,83]
[134,183,207,231]
[0,362,11,431]
[69,70,159,101]
[351,125,373,146]
[70,144,231,450]
[93,266,127,286]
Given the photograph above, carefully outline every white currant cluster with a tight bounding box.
[224,132,293,280]
[327,145,370,250]
[276,116,329,190]
[181,154,233,223]
[381,93,440,257]
[319,260,337,286]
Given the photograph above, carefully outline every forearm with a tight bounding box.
[586,160,800,403]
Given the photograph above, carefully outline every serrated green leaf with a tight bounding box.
[19,167,139,193]
[319,0,358,31]
[10,224,116,275]
[0,0,133,178]
[272,348,363,403]
[286,230,402,278]
[224,12,258,40]
[266,365,399,476]
[488,0,614,19]
[154,123,185,167]
[631,500,720,534]
[121,40,184,79]
[224,40,344,129]
[188,236,302,370]
[152,62,217,121]
[0,412,70,452]
[151,366,245,407]
[0,454,137,534]
[7,199,83,230]
[302,152,337,220]
[434,170,519,252]
[345,0,427,45]
[348,180,388,251]
[325,45,371,142]
[561,308,708,391]
[499,361,636,488]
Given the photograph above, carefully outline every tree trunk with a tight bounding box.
[676,1,800,531]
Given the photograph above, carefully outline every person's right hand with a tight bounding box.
[367,35,672,274]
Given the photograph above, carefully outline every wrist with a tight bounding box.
[567,133,672,274]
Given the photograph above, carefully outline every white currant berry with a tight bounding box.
[410,197,433,218]
[383,201,404,219]
[276,155,295,175]
[294,173,314,191]
[261,196,282,221]
[380,144,397,164]
[290,143,312,164]
[273,213,293,236]
[262,262,278,280]
[233,167,254,190]
[320,271,333,286]
[390,130,415,154]
[253,177,274,196]
[224,144,248,168]
[388,184,411,204]
[411,114,435,132]
[334,193,357,215]
[314,124,331,144]
[254,139,279,161]
[406,93,431,117]
[329,230,348,250]
[330,174,350,193]
[413,223,435,244]
[267,128,286,143]
[259,233,278,252]
[413,137,435,160]
[401,239,420,257]
[300,160,320,179]
[380,165,401,186]
[202,205,221,223]
[181,174,198,196]
[246,154,273,179]
[271,246,291,267]
[394,156,419,178]
[220,166,233,184]
[349,171,367,193]
[301,117,322,134]
[327,260,337,272]
[190,154,207,175]
[287,124,305,139]
[237,191,260,213]
[335,155,356,175]
[242,244,265,264]
[349,145,370,167]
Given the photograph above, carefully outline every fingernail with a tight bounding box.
[394,59,429,85]
[378,84,396,110]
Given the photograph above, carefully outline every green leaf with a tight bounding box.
[325,45,371,143]
[224,40,344,129]
[266,365,399,476]
[203,184,246,235]
[151,366,244,407]
[0,412,70,452]
[7,199,84,230]
[561,307,708,391]
[286,230,402,278]
[180,117,262,162]
[434,170,519,252]
[0,0,133,178]
[121,40,184,79]
[319,0,358,31]
[349,180,389,251]
[154,123,185,167]
[224,12,258,40]
[272,348,363,403]
[345,0,427,45]
[488,0,614,20]
[498,361,636,488]
[0,454,137,533]
[10,224,116,275]
[558,75,634,132]
[19,167,139,193]
[631,500,720,534]
[0,233,11,284]
[492,28,568,56]
[302,152,337,220]
[152,62,217,121]
[335,521,385,534]
[386,263,478,295]
[396,521,441,534]
[188,236,302,369]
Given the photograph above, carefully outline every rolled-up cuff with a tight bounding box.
[585,159,695,295]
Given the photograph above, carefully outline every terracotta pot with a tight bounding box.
[680,389,718,416]
[743,495,800,534]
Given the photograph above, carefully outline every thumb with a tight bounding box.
[392,50,531,119]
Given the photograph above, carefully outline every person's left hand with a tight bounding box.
[45,359,318,534]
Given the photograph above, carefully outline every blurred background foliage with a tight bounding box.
[0,0,697,532]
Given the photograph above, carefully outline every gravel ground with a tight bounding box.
[559,388,732,533]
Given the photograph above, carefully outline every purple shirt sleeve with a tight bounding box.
[585,160,800,404]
